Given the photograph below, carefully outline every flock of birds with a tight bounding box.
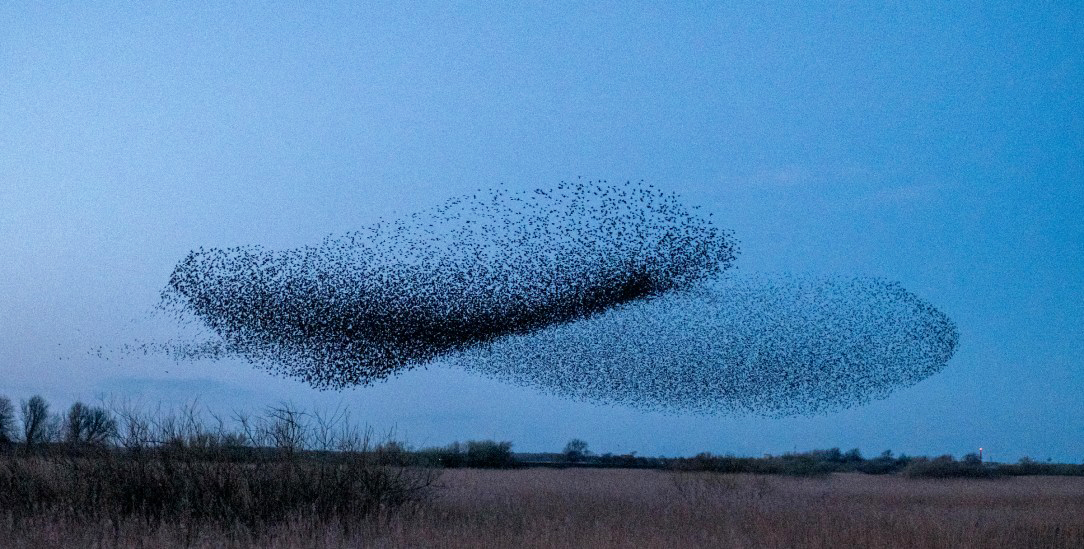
[450,274,958,416]
[154,180,958,415]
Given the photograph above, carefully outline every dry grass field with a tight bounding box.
[4,468,1083,548]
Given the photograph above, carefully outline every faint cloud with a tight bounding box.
[740,162,947,209]
[94,377,255,403]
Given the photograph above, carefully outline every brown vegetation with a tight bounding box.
[0,398,437,547]
[2,395,1081,547]
[3,468,1082,548]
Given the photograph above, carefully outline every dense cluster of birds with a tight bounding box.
[159,180,738,389]
[154,179,958,415]
[449,274,958,415]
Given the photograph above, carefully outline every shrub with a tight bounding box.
[856,451,908,475]
[465,440,515,468]
[777,453,836,477]
[815,447,843,463]
[563,439,590,463]
[0,402,438,528]
[903,455,1001,479]
[856,457,905,475]
[417,442,465,468]
[672,453,783,474]
[999,457,1084,476]
[596,452,663,469]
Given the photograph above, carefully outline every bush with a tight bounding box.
[417,442,465,468]
[999,457,1084,476]
[856,457,906,475]
[777,454,836,477]
[856,451,909,475]
[465,440,515,468]
[670,449,911,476]
[0,401,438,528]
[563,439,589,463]
[672,453,784,475]
[903,455,1001,479]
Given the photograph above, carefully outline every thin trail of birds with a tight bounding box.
[146,180,957,415]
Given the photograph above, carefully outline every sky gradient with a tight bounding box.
[1,2,1081,462]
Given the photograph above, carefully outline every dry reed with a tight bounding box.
[3,468,1081,548]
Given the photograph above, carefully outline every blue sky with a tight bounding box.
[1,2,1081,461]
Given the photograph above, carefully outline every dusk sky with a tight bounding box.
[1,2,1081,462]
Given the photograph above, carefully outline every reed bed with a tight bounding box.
[3,468,1082,548]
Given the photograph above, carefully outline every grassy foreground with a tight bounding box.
[4,468,1083,548]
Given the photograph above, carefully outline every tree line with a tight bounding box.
[2,393,1081,478]
[0,394,117,447]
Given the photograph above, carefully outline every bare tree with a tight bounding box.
[109,399,153,450]
[66,402,88,444]
[21,395,51,446]
[262,403,309,453]
[65,402,118,446]
[0,396,15,445]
